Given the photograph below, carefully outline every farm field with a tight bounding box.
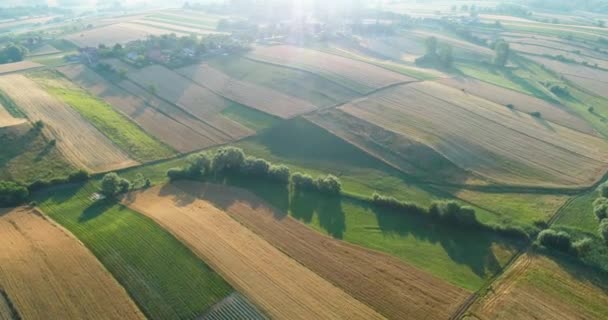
[0,61,41,74]
[56,64,221,153]
[145,10,222,29]
[467,252,608,320]
[248,45,415,94]
[29,71,175,162]
[206,55,359,107]
[0,74,137,173]
[510,42,608,69]
[338,81,608,187]
[124,184,385,320]
[27,44,60,57]
[234,118,568,228]
[201,293,266,320]
[130,20,221,35]
[64,23,184,48]
[178,63,316,118]
[121,64,253,139]
[0,207,144,320]
[438,77,595,135]
[34,182,234,319]
[176,181,471,319]
[0,123,75,183]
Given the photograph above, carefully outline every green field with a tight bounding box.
[0,124,75,183]
[215,176,522,291]
[29,72,175,162]
[220,103,279,131]
[35,182,233,319]
[207,55,359,107]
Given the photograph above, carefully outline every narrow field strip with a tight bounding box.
[0,61,42,75]
[123,184,386,320]
[178,63,317,118]
[0,74,137,173]
[56,64,219,153]
[201,292,267,320]
[0,103,26,128]
[0,207,144,320]
[29,71,174,162]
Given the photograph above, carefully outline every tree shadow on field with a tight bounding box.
[158,182,197,207]
[289,189,346,239]
[367,200,510,279]
[79,199,115,223]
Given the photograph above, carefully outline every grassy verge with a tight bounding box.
[0,89,25,118]
[30,72,175,162]
[35,181,233,319]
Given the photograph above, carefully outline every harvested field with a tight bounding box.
[0,207,143,320]
[57,64,222,152]
[64,23,183,48]
[208,56,359,107]
[358,36,425,62]
[306,109,476,184]
[526,55,608,96]
[0,74,137,172]
[175,181,471,320]
[438,77,595,134]
[340,81,608,187]
[125,64,253,139]
[249,45,415,94]
[201,292,267,320]
[124,184,385,320]
[0,291,15,320]
[178,63,317,118]
[0,104,25,128]
[468,253,608,320]
[0,61,42,74]
[510,43,608,69]
[131,20,221,35]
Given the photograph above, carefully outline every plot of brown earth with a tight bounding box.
[0,74,138,172]
[123,184,385,320]
[57,64,224,152]
[0,61,42,75]
[0,207,144,320]
[467,252,608,320]
[249,45,415,94]
[173,181,471,320]
[178,64,317,118]
[438,77,595,135]
[124,64,253,139]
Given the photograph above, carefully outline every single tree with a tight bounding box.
[100,172,131,197]
[494,40,510,67]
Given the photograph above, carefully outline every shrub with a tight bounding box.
[100,172,131,197]
[291,172,316,191]
[67,169,90,183]
[598,183,608,198]
[506,103,515,109]
[185,152,211,176]
[549,85,570,97]
[240,156,270,176]
[573,237,593,256]
[0,180,29,207]
[315,174,342,195]
[594,201,608,221]
[211,147,245,172]
[530,111,542,118]
[600,219,608,243]
[537,229,572,252]
[267,165,290,183]
[430,201,479,226]
[167,167,189,181]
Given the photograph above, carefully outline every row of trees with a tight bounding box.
[415,36,453,68]
[0,44,28,64]
[593,184,608,243]
[0,181,29,207]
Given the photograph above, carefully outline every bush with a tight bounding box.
[370,192,426,214]
[68,169,90,182]
[537,229,572,252]
[100,172,131,197]
[291,172,316,191]
[267,165,290,183]
[506,103,515,109]
[240,156,270,176]
[549,85,570,97]
[315,175,342,195]
[599,183,608,198]
[167,167,189,181]
[430,201,479,227]
[573,237,593,256]
[530,111,542,118]
[0,180,29,207]
[185,152,211,176]
[212,147,245,172]
[594,202,608,221]
[600,219,608,243]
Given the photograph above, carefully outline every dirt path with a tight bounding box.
[123,184,385,320]
[0,207,144,320]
